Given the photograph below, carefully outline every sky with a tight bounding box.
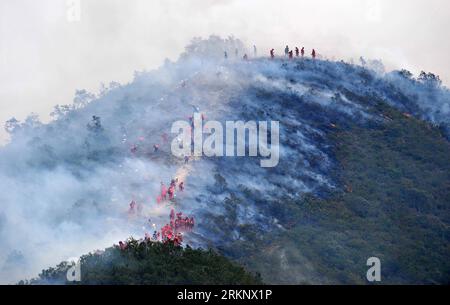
[1,0,449,144]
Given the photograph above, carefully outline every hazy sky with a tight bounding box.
[1,0,449,143]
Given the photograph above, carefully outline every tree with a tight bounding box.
[4,117,20,134]
[418,71,442,87]
[73,89,95,109]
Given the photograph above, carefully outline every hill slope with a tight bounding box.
[226,102,450,284]
[23,239,261,285]
[1,36,449,284]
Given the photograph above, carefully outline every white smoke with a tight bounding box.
[0,36,449,284]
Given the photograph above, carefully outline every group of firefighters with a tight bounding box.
[282,45,316,59]
[128,200,143,215]
[123,148,193,249]
[228,45,317,61]
[170,209,195,232]
[119,208,195,249]
[272,45,316,60]
[157,178,185,203]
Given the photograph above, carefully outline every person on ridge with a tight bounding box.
[295,47,299,57]
[270,49,275,59]
[284,45,289,57]
[312,49,316,59]
[301,47,305,57]
[289,50,293,59]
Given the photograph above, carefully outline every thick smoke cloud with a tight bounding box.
[0,36,449,284]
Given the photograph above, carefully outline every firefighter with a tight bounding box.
[301,47,305,57]
[153,144,159,152]
[295,47,299,57]
[119,241,127,250]
[152,230,158,241]
[243,54,248,60]
[289,50,293,59]
[179,181,184,191]
[270,49,275,59]
[170,179,176,189]
[312,49,316,59]
[224,51,228,59]
[161,182,167,200]
[174,233,183,246]
[168,186,175,200]
[161,133,168,143]
[284,45,289,57]
[129,200,136,213]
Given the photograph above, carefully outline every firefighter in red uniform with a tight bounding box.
[119,241,127,250]
[161,182,167,200]
[174,233,183,246]
[168,186,174,200]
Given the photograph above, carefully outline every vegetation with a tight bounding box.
[18,98,449,285]
[223,103,450,284]
[21,239,262,285]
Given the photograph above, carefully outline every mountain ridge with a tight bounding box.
[1,36,449,284]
